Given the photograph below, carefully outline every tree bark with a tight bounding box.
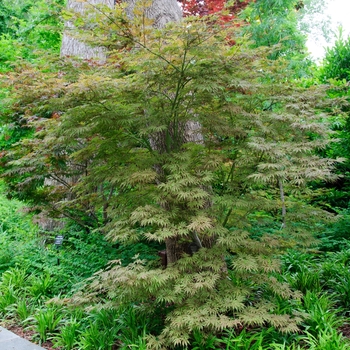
[40,0,115,231]
[60,0,115,61]
[124,0,181,28]
[61,0,182,61]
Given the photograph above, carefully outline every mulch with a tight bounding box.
[339,324,350,338]
[5,324,56,350]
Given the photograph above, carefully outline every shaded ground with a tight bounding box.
[6,325,55,350]
[340,324,350,338]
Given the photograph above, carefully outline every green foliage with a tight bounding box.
[78,323,116,350]
[1,183,350,348]
[0,0,64,179]
[12,298,35,325]
[0,287,19,317]
[32,305,63,342]
[28,273,55,299]
[219,328,275,349]
[0,34,25,71]
[52,317,81,350]
[1,4,340,347]
[287,268,321,294]
[77,309,121,350]
[302,292,340,335]
[282,247,350,312]
[320,31,350,82]
[310,32,350,211]
[190,330,218,350]
[1,1,347,349]
[0,181,150,296]
[0,266,27,290]
[302,329,350,350]
[317,211,350,251]
[241,0,308,63]
[117,306,150,345]
[276,251,350,349]
[218,326,302,350]
[0,0,64,53]
[282,251,322,294]
[298,290,350,350]
[0,184,39,272]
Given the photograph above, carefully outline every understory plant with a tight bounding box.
[52,317,81,350]
[32,305,63,342]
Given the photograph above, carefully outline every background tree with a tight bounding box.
[179,0,251,19]
[241,0,308,63]
[308,32,350,211]
[0,0,64,70]
[320,31,350,82]
[0,1,65,229]
[60,0,114,60]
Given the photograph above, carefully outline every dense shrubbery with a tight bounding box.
[309,31,350,212]
[0,0,64,71]
[0,182,165,348]
[0,181,160,293]
[0,182,350,349]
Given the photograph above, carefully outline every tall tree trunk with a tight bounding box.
[124,0,181,28]
[40,0,115,231]
[60,0,115,61]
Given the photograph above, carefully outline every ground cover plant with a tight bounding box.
[0,182,163,348]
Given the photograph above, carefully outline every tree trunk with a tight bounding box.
[124,0,181,28]
[60,0,115,61]
[40,0,115,231]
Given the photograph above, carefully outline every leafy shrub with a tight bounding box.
[318,213,350,252]
[286,268,321,294]
[28,273,55,299]
[218,328,279,350]
[319,249,350,311]
[0,266,28,291]
[320,32,350,82]
[78,319,120,350]
[282,250,316,274]
[12,298,34,325]
[117,305,154,347]
[0,34,25,71]
[188,330,219,350]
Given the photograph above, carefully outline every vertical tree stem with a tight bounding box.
[279,178,286,229]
